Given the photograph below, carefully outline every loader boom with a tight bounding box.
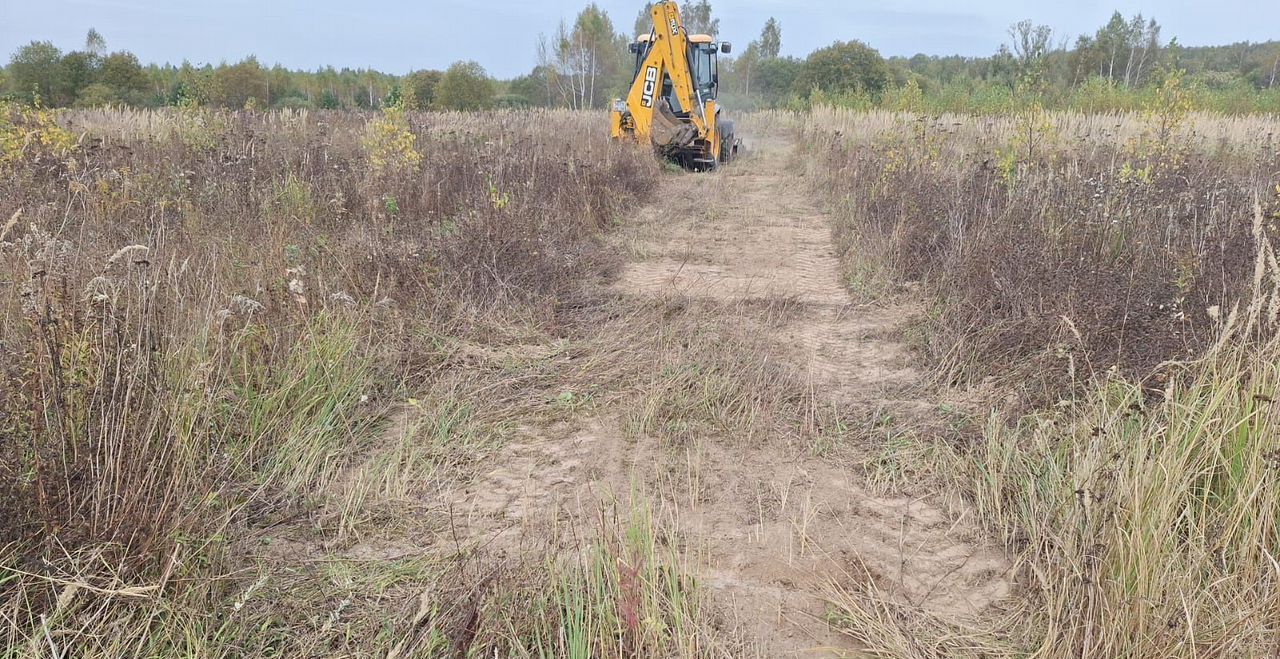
[610,1,736,169]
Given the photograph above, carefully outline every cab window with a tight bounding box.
[692,45,717,99]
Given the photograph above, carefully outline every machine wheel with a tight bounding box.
[719,134,735,163]
[717,119,736,164]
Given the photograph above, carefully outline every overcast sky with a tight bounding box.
[2,0,1276,79]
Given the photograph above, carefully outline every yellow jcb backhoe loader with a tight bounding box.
[610,1,739,170]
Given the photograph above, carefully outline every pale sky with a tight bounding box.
[2,0,1276,78]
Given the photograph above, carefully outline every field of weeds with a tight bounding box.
[6,98,1280,659]
[803,103,1280,655]
[0,104,748,656]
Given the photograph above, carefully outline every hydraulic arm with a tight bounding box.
[610,1,737,169]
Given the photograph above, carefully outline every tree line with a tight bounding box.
[0,30,498,111]
[3,5,1279,113]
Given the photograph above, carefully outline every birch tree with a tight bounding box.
[554,4,622,109]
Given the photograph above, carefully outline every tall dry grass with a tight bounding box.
[805,106,1280,396]
[805,107,1280,655]
[0,105,660,655]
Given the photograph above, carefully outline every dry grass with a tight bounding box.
[388,494,746,659]
[0,104,836,656]
[805,106,1280,151]
[0,105,675,655]
[821,575,1022,658]
[805,107,1280,398]
[16,100,1278,657]
[804,108,1280,655]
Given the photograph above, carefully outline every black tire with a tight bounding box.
[719,134,735,164]
[717,119,736,163]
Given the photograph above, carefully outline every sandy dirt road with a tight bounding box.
[453,129,1011,656]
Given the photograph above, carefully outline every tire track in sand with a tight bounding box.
[609,132,1012,656]
[450,129,1012,657]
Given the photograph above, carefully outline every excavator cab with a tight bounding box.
[613,1,738,170]
[631,34,720,109]
[689,35,720,103]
